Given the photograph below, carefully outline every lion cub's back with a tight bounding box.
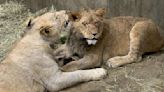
[108,16,148,31]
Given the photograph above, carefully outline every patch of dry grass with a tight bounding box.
[0,1,50,61]
[0,1,30,61]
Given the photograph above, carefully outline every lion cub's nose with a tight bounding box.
[93,33,97,36]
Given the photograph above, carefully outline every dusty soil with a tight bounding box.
[0,2,164,92]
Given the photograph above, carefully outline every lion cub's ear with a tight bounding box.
[95,8,106,17]
[26,17,34,27]
[69,12,81,21]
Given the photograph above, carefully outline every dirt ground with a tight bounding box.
[0,2,164,92]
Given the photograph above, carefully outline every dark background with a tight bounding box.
[1,0,164,29]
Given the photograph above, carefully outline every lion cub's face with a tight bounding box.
[72,8,106,45]
[27,10,72,44]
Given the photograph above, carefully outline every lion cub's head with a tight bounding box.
[71,8,106,45]
[26,10,72,44]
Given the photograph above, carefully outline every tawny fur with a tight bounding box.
[55,9,164,72]
[0,11,107,92]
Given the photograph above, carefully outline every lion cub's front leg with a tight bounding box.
[61,60,81,72]
[61,55,101,72]
[45,68,107,92]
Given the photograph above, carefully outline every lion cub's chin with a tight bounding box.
[87,39,97,45]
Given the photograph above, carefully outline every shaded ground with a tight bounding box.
[0,2,164,92]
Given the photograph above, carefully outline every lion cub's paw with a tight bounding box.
[106,56,128,68]
[107,55,142,68]
[107,61,120,68]
[91,68,107,80]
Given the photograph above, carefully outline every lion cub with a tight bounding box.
[0,11,106,92]
[54,8,164,72]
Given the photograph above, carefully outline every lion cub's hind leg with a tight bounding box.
[107,20,163,68]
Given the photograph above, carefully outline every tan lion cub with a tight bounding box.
[0,11,106,92]
[54,8,164,72]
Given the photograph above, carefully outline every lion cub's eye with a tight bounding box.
[44,29,50,34]
[82,22,87,26]
[40,26,53,36]
[64,20,69,28]
[40,28,50,36]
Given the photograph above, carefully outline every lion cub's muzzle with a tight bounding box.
[86,38,98,45]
